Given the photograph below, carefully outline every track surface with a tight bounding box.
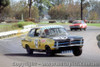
[0,26,100,67]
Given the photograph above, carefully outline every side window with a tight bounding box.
[82,21,85,24]
[28,29,35,37]
[34,29,40,37]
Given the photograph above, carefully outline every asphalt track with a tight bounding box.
[0,25,100,67]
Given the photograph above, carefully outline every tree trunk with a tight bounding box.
[28,0,32,18]
[81,0,83,20]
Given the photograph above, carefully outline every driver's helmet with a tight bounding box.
[44,29,49,35]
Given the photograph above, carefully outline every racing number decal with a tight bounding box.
[34,39,38,48]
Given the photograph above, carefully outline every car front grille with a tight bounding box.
[54,39,83,46]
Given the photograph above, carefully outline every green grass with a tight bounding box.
[0,23,19,32]
[0,21,36,32]
[87,23,100,27]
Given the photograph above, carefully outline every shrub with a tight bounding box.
[17,21,35,28]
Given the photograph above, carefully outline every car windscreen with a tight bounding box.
[44,28,68,37]
[72,21,81,24]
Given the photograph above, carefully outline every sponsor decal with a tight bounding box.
[34,39,38,48]
[41,39,46,42]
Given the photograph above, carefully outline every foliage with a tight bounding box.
[89,11,99,20]
[34,0,53,17]
[0,6,13,18]
[15,6,39,20]
[48,4,68,20]
[67,3,80,20]
[1,1,39,20]
[0,0,10,12]
[17,21,35,28]
[88,0,100,19]
[48,2,88,20]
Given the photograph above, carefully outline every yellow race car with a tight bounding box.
[22,25,84,56]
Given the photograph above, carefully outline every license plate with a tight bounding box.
[61,50,72,53]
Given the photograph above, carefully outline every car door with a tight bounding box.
[31,28,41,49]
[27,29,36,49]
[28,28,46,50]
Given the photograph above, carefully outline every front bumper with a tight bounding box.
[52,44,83,48]
[52,44,83,53]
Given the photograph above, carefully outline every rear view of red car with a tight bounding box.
[69,20,87,31]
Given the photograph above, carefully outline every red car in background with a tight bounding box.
[69,20,87,31]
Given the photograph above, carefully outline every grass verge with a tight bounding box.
[0,21,36,32]
[87,23,100,27]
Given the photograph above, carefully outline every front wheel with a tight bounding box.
[73,47,82,56]
[45,46,55,56]
[80,28,82,31]
[70,28,73,31]
[84,28,86,31]
[26,46,33,55]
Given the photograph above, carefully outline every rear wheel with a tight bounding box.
[26,45,33,55]
[73,47,82,56]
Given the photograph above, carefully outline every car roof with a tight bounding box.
[74,20,83,22]
[32,25,64,30]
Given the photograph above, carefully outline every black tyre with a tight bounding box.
[84,28,86,31]
[45,46,54,56]
[70,28,73,31]
[73,47,82,56]
[75,29,77,31]
[80,28,82,31]
[26,45,33,55]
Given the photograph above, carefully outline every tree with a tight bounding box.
[0,0,39,20]
[48,4,68,20]
[14,1,39,20]
[0,0,10,13]
[81,0,90,20]
[34,0,52,18]
[87,0,100,19]
[67,2,81,20]
[89,11,98,20]
[28,0,34,18]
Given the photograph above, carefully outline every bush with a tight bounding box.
[17,21,35,28]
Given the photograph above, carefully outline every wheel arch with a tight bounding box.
[25,44,29,48]
[45,45,50,49]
